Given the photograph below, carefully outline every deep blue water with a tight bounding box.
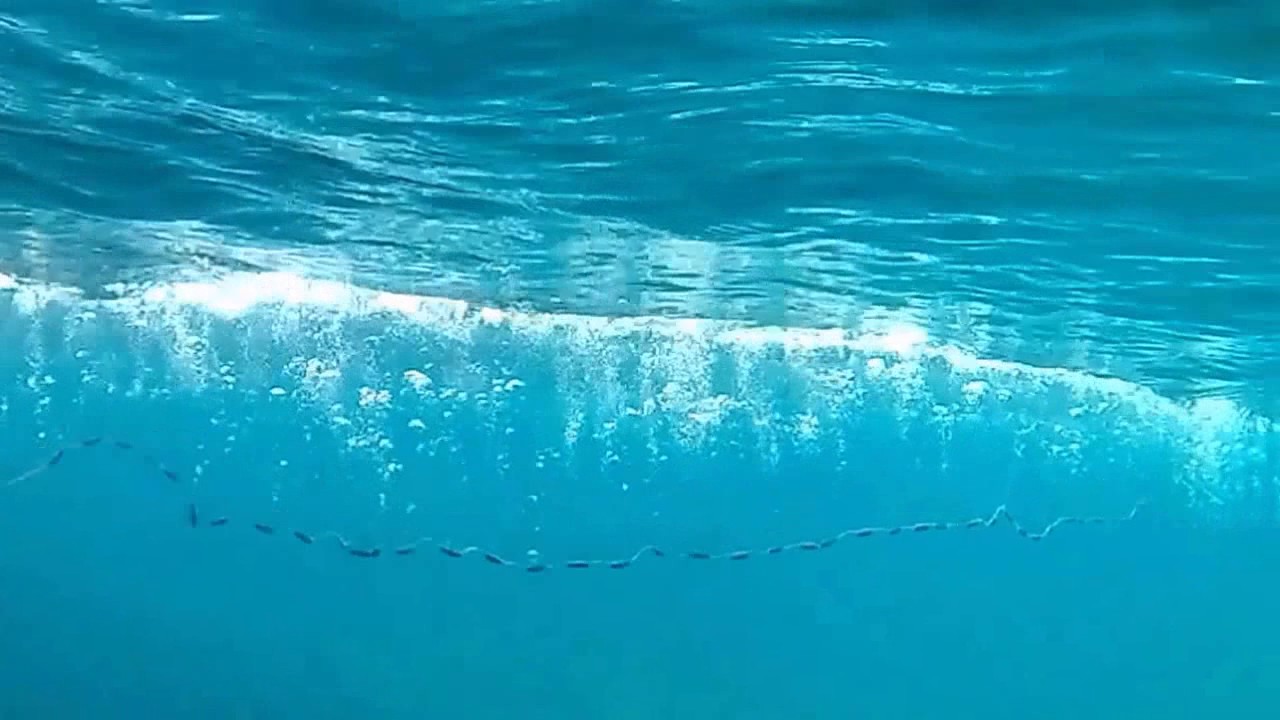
[1,1,1279,718]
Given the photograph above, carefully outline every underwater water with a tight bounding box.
[1,1,1278,718]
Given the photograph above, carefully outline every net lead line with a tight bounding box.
[6,435,1146,573]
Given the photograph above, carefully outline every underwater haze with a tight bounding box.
[1,1,1278,718]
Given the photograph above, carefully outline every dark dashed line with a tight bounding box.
[6,436,1147,574]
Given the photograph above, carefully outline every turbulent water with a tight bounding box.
[1,2,1279,719]
[4,1,1279,401]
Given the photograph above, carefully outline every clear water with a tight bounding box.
[1,2,1277,718]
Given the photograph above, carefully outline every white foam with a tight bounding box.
[0,269,1252,420]
[126,271,942,363]
[119,272,1214,418]
[0,268,1269,512]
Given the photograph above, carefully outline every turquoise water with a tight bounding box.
[1,2,1278,718]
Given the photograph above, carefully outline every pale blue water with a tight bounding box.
[1,2,1278,718]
